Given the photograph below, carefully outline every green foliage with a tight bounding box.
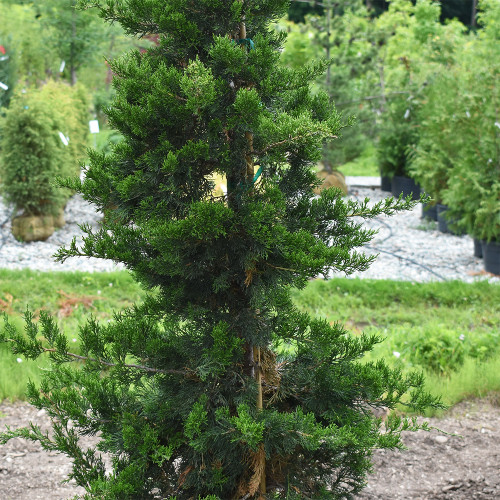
[294,277,500,407]
[398,327,466,375]
[1,1,440,499]
[0,269,145,401]
[337,144,379,177]
[0,2,55,86]
[376,0,466,178]
[0,0,139,97]
[1,271,498,408]
[0,81,89,215]
[0,39,16,110]
[410,0,500,240]
[281,1,381,168]
[39,0,109,85]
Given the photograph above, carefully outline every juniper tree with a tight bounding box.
[0,1,441,498]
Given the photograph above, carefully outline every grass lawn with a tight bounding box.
[337,144,380,177]
[0,269,499,412]
[295,278,500,412]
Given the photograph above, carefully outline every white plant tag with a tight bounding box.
[58,131,69,146]
[404,109,410,119]
[60,60,66,73]
[89,119,100,134]
[0,81,8,91]
[0,55,8,62]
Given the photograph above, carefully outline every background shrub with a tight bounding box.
[0,81,89,216]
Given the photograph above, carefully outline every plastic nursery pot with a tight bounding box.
[436,204,464,235]
[391,175,421,200]
[422,203,438,221]
[482,240,500,275]
[380,171,392,192]
[473,238,483,259]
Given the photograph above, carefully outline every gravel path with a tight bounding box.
[0,185,497,283]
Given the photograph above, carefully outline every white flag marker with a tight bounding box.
[0,82,8,91]
[89,120,100,134]
[58,131,69,146]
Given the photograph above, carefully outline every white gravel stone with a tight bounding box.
[0,187,497,284]
[329,187,498,284]
[0,194,123,273]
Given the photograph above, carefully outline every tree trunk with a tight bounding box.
[471,0,478,27]
[238,5,266,496]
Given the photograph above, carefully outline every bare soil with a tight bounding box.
[0,398,499,499]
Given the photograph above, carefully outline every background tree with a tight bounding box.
[1,0,441,498]
[0,2,55,86]
[375,0,466,179]
[39,0,110,85]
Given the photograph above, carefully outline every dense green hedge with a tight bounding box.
[0,81,89,216]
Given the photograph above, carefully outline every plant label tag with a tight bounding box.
[60,60,66,73]
[58,131,69,146]
[0,55,8,62]
[0,82,8,91]
[89,120,100,134]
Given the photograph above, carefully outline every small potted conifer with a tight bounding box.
[0,82,88,241]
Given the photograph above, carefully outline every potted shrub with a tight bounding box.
[377,95,421,200]
[413,0,499,260]
[0,81,89,241]
[377,0,465,204]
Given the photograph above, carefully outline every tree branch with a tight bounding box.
[39,346,188,375]
[254,131,337,156]
[335,90,410,107]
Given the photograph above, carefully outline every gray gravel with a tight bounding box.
[331,186,497,283]
[0,187,497,283]
[0,194,123,273]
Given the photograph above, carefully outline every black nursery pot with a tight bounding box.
[482,240,500,275]
[436,204,464,235]
[422,203,438,221]
[436,204,449,233]
[391,175,420,200]
[380,172,392,192]
[473,238,483,259]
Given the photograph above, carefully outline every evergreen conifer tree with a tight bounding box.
[1,1,441,498]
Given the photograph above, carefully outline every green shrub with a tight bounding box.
[396,327,499,375]
[0,81,89,216]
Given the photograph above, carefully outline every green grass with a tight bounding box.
[0,269,147,400]
[1,270,499,411]
[293,278,500,410]
[337,144,379,177]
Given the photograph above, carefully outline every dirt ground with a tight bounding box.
[0,398,499,499]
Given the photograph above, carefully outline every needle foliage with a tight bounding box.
[1,1,441,498]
